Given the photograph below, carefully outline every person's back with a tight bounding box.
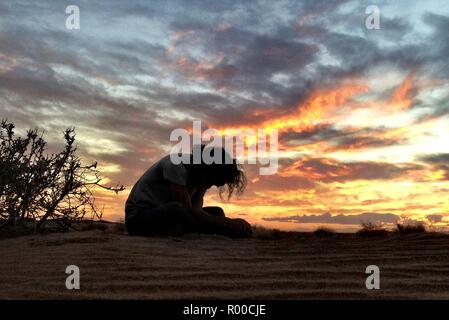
[125,155,195,221]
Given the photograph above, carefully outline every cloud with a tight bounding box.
[418,153,449,180]
[283,157,423,183]
[263,212,400,225]
[164,21,321,111]
[250,174,318,192]
[280,124,406,152]
[422,13,449,77]
[326,135,403,152]
[427,214,443,223]
[419,153,449,164]
[418,153,449,181]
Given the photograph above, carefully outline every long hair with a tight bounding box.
[185,145,247,200]
[217,161,246,200]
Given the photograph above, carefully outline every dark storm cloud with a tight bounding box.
[263,212,400,225]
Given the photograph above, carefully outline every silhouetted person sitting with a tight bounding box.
[125,145,252,238]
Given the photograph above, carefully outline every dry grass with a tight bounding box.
[313,227,336,237]
[356,221,390,237]
[396,222,427,234]
[252,225,303,240]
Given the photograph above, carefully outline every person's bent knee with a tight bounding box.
[203,206,225,217]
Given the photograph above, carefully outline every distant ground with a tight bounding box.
[1,224,449,299]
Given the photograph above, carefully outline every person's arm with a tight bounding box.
[169,183,192,208]
[191,187,207,210]
[169,183,228,228]
[191,206,252,238]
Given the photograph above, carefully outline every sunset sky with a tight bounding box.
[1,1,449,232]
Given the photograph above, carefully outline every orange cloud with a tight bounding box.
[215,83,368,136]
[280,157,423,182]
[389,72,416,112]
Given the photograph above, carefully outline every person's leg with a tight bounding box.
[165,202,201,234]
[126,202,200,236]
[126,206,175,236]
[126,203,252,237]
[203,206,225,217]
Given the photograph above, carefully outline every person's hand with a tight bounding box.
[226,218,253,238]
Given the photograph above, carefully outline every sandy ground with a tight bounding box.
[1,228,449,299]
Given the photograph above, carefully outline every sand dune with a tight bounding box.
[1,228,449,299]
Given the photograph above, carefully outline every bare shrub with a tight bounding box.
[0,120,124,232]
[356,221,389,237]
[314,227,336,237]
[396,221,427,234]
